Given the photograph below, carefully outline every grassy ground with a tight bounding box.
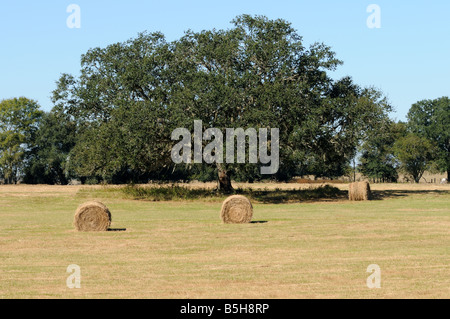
[0,183,449,299]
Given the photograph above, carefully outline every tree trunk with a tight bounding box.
[217,164,233,193]
[353,158,356,182]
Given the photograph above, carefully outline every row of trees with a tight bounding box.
[1,15,448,187]
[360,97,449,183]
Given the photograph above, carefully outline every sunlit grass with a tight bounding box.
[0,184,448,299]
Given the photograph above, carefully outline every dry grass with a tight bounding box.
[0,183,449,299]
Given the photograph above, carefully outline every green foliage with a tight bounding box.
[186,164,218,182]
[175,16,391,181]
[393,133,435,183]
[306,78,393,179]
[50,15,393,185]
[121,184,344,203]
[0,97,43,184]
[23,110,76,184]
[52,32,181,183]
[359,121,407,182]
[407,97,450,180]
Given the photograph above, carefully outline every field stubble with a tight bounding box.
[0,182,448,298]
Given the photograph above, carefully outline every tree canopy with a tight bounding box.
[359,121,406,183]
[393,133,435,183]
[49,14,392,189]
[0,97,43,184]
[407,97,450,180]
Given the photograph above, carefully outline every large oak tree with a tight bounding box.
[52,15,392,189]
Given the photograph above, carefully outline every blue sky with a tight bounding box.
[1,0,449,121]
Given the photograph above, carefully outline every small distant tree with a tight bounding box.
[393,133,435,183]
[359,121,406,182]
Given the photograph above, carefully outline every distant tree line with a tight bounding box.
[359,96,449,183]
[0,16,448,187]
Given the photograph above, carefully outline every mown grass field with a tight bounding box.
[0,183,449,299]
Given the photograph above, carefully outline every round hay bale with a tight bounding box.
[220,195,253,224]
[74,201,111,232]
[348,181,371,201]
[348,182,354,200]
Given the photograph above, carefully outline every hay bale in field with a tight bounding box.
[74,201,111,231]
[348,181,371,201]
[220,195,253,224]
